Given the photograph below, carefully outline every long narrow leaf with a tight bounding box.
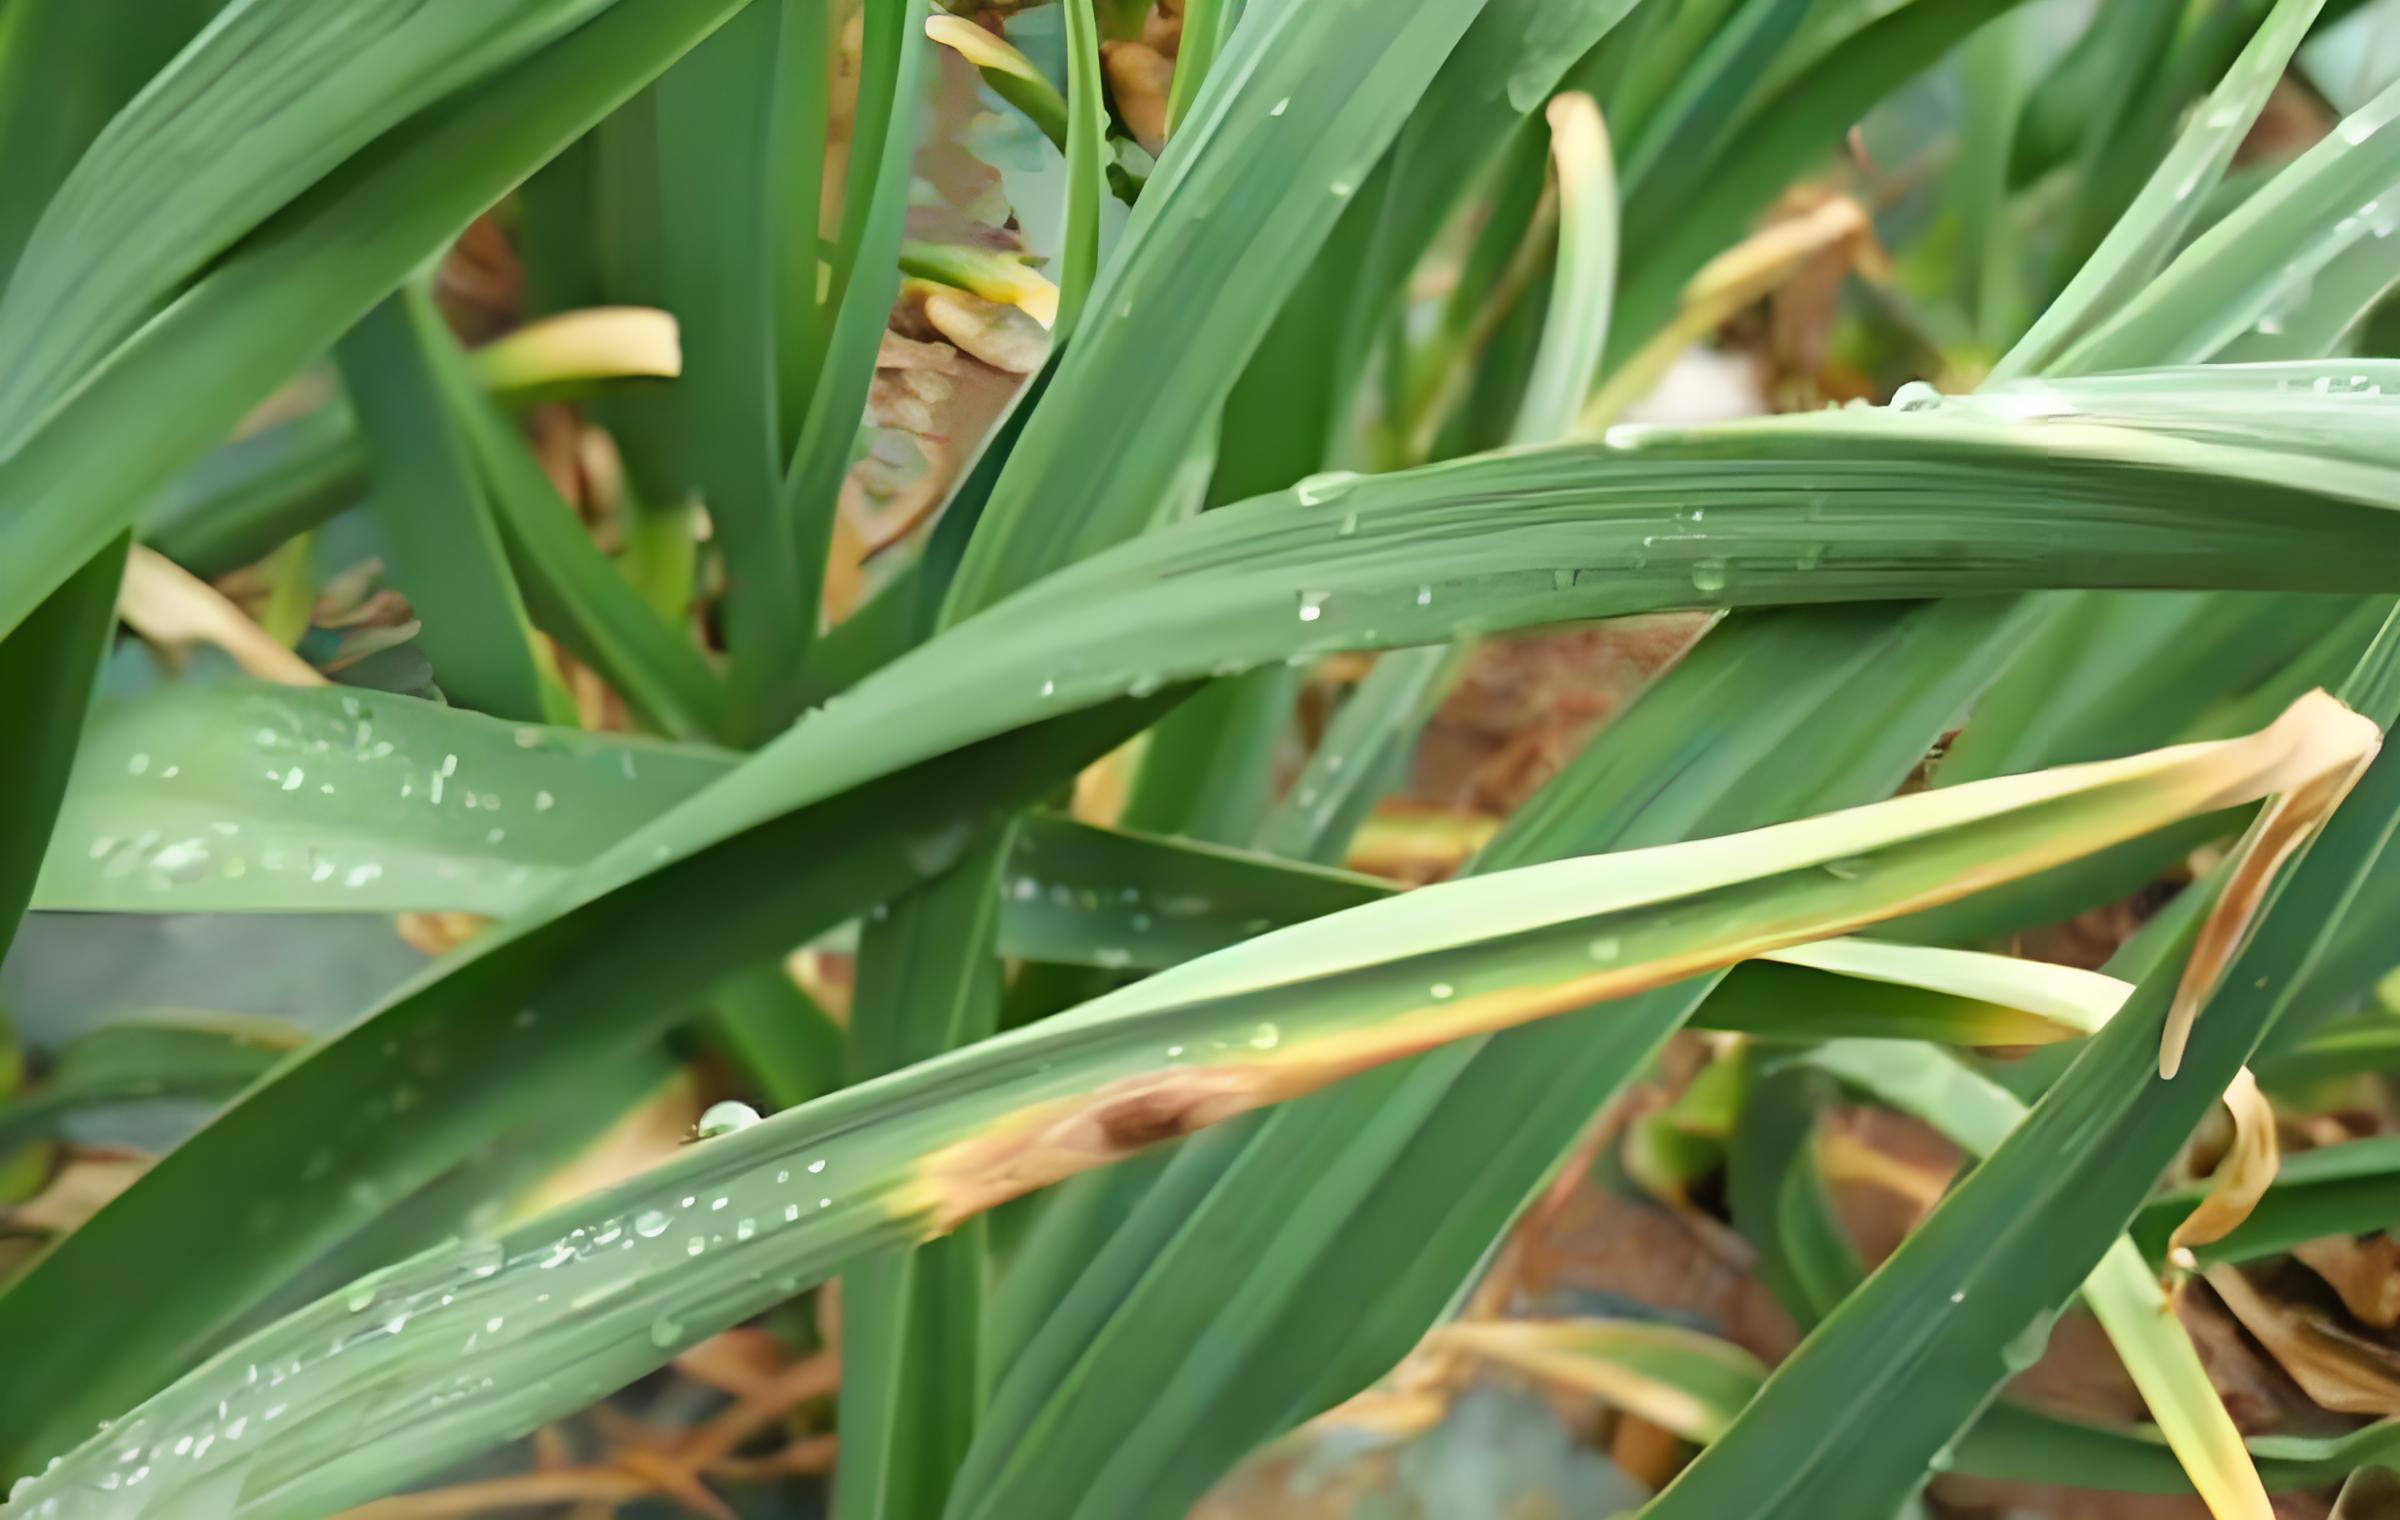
[7,697,2368,1518]
[335,287,553,723]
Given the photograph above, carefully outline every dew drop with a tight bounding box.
[633,1209,672,1238]
[1296,591,1329,623]
[1688,559,1728,594]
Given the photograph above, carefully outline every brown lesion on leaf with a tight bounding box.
[916,1061,1313,1233]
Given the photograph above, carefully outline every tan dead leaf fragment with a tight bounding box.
[2294,1234,2400,1329]
[2168,1068,2280,1261]
[2205,1265,2400,1417]
[923,284,1051,372]
[1102,39,1173,155]
[1,1152,148,1235]
[119,545,323,686]
[876,330,962,372]
[867,360,953,434]
[1580,196,1877,432]
[1143,0,1184,54]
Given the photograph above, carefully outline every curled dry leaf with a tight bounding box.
[2169,1068,2281,1259]
[2163,737,2381,1077]
[2204,1265,2400,1417]
[2295,1234,2400,1330]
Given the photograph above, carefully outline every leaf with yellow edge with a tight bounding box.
[1740,938,2125,1045]
[2085,1239,2276,1520]
[1431,1319,1767,1443]
[925,13,1068,149]
[8,695,2375,1517]
[902,242,1062,329]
